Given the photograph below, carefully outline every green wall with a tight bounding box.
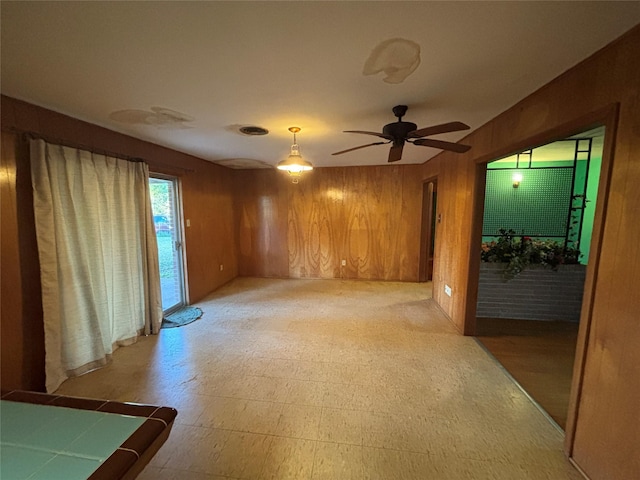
[579,154,602,263]
[483,168,573,238]
[483,147,602,265]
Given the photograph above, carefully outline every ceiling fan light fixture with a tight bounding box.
[277,127,313,183]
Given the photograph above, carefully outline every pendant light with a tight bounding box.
[277,127,313,183]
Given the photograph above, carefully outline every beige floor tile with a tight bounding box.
[330,345,378,366]
[138,466,234,480]
[296,343,335,363]
[52,278,581,480]
[275,403,323,440]
[293,360,329,382]
[211,431,273,479]
[235,400,285,435]
[361,447,440,480]
[241,355,276,377]
[151,424,229,473]
[284,379,327,406]
[322,362,368,385]
[259,436,316,480]
[213,374,290,402]
[312,441,364,480]
[269,357,302,377]
[186,372,241,397]
[408,453,584,480]
[193,395,248,430]
[328,382,398,412]
[323,382,381,411]
[318,407,363,445]
[195,396,284,435]
[361,411,429,452]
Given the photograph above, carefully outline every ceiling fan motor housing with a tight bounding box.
[383,121,417,144]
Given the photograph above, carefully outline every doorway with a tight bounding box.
[149,175,185,313]
[474,127,604,430]
[419,180,437,282]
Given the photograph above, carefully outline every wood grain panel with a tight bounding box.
[420,25,640,479]
[288,168,346,278]
[286,165,422,280]
[569,31,640,476]
[235,164,422,281]
[234,169,289,278]
[1,132,45,392]
[181,164,238,303]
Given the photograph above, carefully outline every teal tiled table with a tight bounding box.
[0,391,177,480]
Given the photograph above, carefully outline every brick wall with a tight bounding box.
[477,263,586,322]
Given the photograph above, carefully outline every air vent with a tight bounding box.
[239,126,269,136]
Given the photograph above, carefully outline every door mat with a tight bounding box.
[161,306,203,329]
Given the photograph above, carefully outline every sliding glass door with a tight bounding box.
[149,175,185,313]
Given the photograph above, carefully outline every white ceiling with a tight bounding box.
[2,2,638,169]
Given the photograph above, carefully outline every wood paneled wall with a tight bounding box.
[1,96,238,391]
[235,165,423,281]
[234,169,289,278]
[181,162,237,303]
[421,25,640,480]
[1,132,45,391]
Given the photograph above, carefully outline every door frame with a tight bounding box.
[463,104,619,455]
[149,173,188,313]
[419,178,438,282]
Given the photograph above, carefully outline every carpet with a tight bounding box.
[161,306,203,329]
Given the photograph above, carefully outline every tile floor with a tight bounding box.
[55,278,583,479]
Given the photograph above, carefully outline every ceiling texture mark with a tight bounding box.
[109,107,194,129]
[363,38,421,84]
[213,158,274,170]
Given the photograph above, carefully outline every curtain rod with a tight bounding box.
[23,131,145,163]
[5,127,195,173]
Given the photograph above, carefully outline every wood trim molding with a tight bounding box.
[563,103,620,455]
[464,161,488,336]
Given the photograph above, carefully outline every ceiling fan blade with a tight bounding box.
[344,130,395,141]
[413,138,471,153]
[388,144,404,162]
[332,141,388,155]
[407,121,470,138]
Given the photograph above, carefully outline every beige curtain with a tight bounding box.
[30,139,162,393]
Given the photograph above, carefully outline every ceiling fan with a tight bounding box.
[332,105,471,163]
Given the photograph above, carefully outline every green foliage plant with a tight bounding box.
[481,228,581,279]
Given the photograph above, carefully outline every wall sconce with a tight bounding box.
[277,127,313,184]
[512,172,523,188]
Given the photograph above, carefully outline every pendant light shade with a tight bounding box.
[277,127,313,183]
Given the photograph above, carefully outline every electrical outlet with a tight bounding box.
[219,264,224,271]
[444,284,452,297]
[186,219,191,227]
[341,259,347,266]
